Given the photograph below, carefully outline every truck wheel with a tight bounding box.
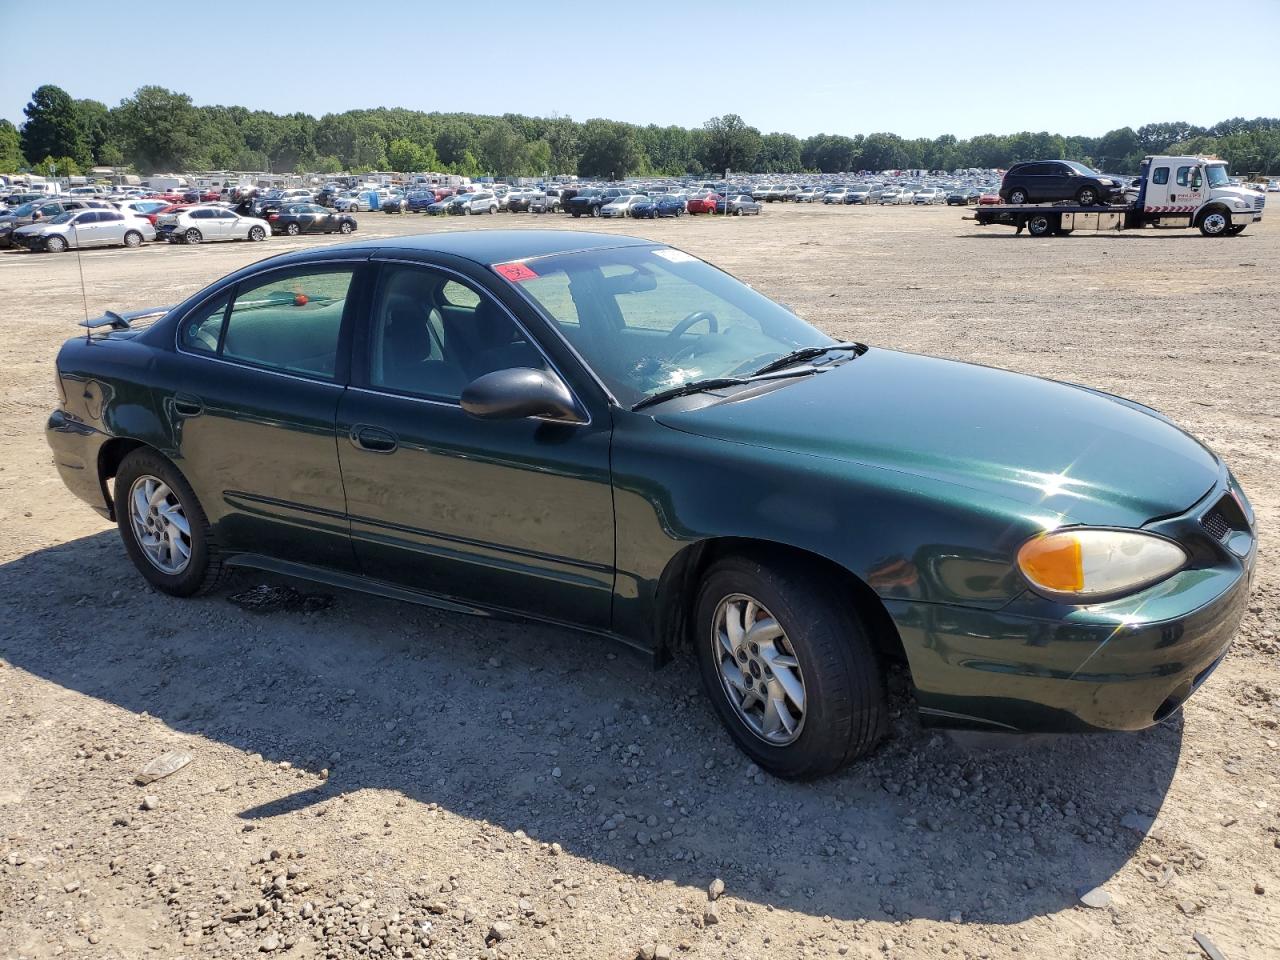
[1225,224,1246,236]
[1027,214,1055,237]
[1198,209,1231,236]
[1076,186,1099,206]
[1008,188,1029,204]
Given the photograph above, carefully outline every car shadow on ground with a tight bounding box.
[0,532,1182,926]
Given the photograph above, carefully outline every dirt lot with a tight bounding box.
[1,204,1277,960]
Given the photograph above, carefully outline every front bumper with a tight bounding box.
[886,479,1256,733]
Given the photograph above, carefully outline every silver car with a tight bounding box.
[13,208,155,252]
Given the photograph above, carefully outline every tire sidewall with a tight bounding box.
[114,450,214,597]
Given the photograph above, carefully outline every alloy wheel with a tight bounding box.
[713,593,807,745]
[1202,212,1227,235]
[128,475,192,575]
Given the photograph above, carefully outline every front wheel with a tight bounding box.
[339,220,354,234]
[123,230,143,248]
[114,448,227,597]
[590,206,600,218]
[1199,209,1231,236]
[694,555,887,779]
[45,234,68,253]
[1225,224,1246,236]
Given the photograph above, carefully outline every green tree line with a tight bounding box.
[4,84,1279,179]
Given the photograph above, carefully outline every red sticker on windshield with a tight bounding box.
[494,261,539,282]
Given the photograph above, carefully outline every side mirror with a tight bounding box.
[460,368,583,423]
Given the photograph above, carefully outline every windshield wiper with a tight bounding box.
[748,341,865,377]
[632,377,752,411]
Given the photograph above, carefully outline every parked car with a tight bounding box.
[0,199,111,246]
[406,190,437,213]
[912,188,944,205]
[794,188,822,203]
[47,229,1254,780]
[269,203,358,236]
[529,189,562,214]
[999,160,1122,206]
[846,187,873,204]
[946,188,981,206]
[631,194,687,218]
[600,194,647,218]
[686,192,719,214]
[452,192,500,215]
[381,193,408,214]
[425,196,456,216]
[566,188,607,218]
[156,206,271,244]
[878,188,904,205]
[116,198,172,218]
[714,194,763,216]
[822,188,849,204]
[978,193,1001,205]
[142,203,191,226]
[13,208,155,252]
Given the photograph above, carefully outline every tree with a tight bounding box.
[311,155,344,174]
[350,132,387,171]
[755,132,801,173]
[577,119,643,179]
[388,137,438,172]
[478,121,528,175]
[20,85,90,167]
[0,120,22,173]
[114,86,203,172]
[699,114,760,175]
[434,120,476,166]
[543,117,580,174]
[1093,126,1141,170]
[33,155,81,177]
[73,99,115,166]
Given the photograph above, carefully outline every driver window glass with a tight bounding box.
[368,266,545,401]
[1152,167,1169,185]
[1176,166,1190,186]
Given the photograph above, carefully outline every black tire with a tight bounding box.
[1225,224,1246,236]
[248,225,266,241]
[114,448,228,597]
[1076,185,1099,206]
[123,230,143,248]
[694,554,887,779]
[184,228,202,244]
[571,212,581,218]
[1052,227,1073,236]
[45,234,68,253]
[1027,213,1055,237]
[1198,208,1231,237]
[1008,188,1029,204]
[734,207,743,216]
[285,222,301,236]
[590,206,600,218]
[339,220,354,234]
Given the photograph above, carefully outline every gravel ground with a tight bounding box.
[1,204,1277,960]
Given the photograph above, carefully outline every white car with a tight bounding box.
[116,198,171,218]
[13,208,155,252]
[600,194,646,218]
[156,205,270,244]
[912,188,943,204]
[453,192,500,215]
[878,188,904,205]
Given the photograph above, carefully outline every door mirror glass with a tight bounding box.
[460,368,582,422]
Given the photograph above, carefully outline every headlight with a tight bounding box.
[1016,528,1187,602]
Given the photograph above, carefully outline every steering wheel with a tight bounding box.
[665,310,718,343]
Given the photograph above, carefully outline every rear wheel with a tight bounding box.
[285,222,301,236]
[183,227,202,244]
[694,554,887,779]
[248,225,266,241]
[1076,185,1099,206]
[123,230,143,248]
[45,234,68,253]
[1008,187,1029,204]
[1027,213,1055,237]
[1199,209,1231,236]
[114,448,227,597]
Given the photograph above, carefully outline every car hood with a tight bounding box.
[654,348,1220,527]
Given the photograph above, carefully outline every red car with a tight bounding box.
[978,193,1001,205]
[686,192,719,214]
[144,203,191,226]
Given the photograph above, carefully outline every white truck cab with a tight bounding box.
[1139,155,1264,236]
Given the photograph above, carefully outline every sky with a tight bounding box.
[3,0,1279,139]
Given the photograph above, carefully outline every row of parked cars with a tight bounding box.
[0,189,359,253]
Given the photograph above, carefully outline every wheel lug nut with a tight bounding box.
[750,643,759,655]
[737,650,748,661]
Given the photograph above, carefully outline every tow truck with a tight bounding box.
[970,155,1265,237]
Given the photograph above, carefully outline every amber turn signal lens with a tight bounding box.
[1016,528,1188,602]
[1017,535,1084,593]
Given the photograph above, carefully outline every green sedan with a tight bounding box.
[46,231,1255,779]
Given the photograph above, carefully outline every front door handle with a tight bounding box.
[172,394,203,418]
[351,424,398,454]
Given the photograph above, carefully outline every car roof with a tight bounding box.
[337,229,654,265]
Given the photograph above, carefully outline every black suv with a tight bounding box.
[999,161,1121,206]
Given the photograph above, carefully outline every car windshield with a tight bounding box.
[1064,161,1098,176]
[1205,165,1230,188]
[47,212,76,224]
[11,202,42,216]
[499,245,832,406]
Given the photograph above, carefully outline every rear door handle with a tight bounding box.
[351,424,398,454]
[172,394,203,418]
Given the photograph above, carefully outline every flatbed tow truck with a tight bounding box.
[969,154,1265,237]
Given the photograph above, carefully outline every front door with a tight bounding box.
[158,260,368,569]
[335,260,615,629]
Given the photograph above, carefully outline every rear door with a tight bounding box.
[160,259,369,569]
[1144,163,1172,210]
[335,258,615,628]
[96,210,127,245]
